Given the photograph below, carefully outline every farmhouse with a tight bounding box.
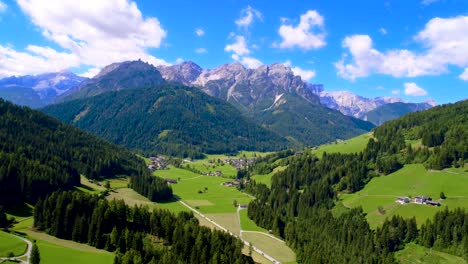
[238,204,248,209]
[164,178,177,184]
[396,197,410,204]
[414,196,431,204]
[223,180,241,187]
[426,200,441,206]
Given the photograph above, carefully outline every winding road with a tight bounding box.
[0,233,32,264]
[177,199,281,264]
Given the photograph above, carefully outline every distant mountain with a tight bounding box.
[43,84,288,158]
[364,102,436,125]
[318,90,435,121]
[0,70,85,108]
[0,98,153,206]
[57,60,166,102]
[159,62,373,146]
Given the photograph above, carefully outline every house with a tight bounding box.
[164,178,177,184]
[223,181,240,187]
[414,196,431,204]
[294,151,303,156]
[214,170,222,176]
[426,201,441,206]
[238,204,248,209]
[396,197,410,204]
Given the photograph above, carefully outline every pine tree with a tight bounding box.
[31,243,41,264]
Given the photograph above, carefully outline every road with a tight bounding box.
[0,232,32,264]
[177,199,281,264]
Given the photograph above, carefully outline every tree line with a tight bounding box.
[35,191,253,264]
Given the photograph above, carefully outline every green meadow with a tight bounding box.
[341,164,468,228]
[239,209,267,232]
[310,132,372,158]
[395,243,466,264]
[154,166,252,214]
[0,231,27,257]
[251,165,287,187]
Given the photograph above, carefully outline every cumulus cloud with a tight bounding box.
[335,16,468,80]
[459,68,468,81]
[195,28,204,37]
[239,56,262,69]
[0,44,80,77]
[379,27,387,35]
[195,48,207,54]
[0,1,7,13]
[79,67,100,78]
[277,10,326,50]
[0,0,169,77]
[283,60,316,81]
[224,35,250,56]
[404,82,427,96]
[235,5,262,28]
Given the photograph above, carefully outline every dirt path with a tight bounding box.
[177,199,280,263]
[0,233,32,264]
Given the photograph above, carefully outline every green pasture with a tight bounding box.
[241,232,296,263]
[239,209,268,232]
[0,231,27,257]
[154,166,252,214]
[251,165,287,187]
[341,164,468,228]
[36,239,113,264]
[310,132,372,158]
[395,243,466,264]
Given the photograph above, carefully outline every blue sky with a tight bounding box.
[0,0,467,104]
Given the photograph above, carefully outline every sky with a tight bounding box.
[0,0,467,104]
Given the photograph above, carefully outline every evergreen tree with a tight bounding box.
[31,243,40,264]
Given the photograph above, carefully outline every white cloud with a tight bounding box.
[195,28,204,37]
[224,35,250,56]
[175,58,184,64]
[404,82,427,96]
[0,44,80,77]
[195,48,207,54]
[336,16,468,80]
[277,10,326,50]
[283,60,315,81]
[459,68,468,81]
[0,1,7,13]
[291,66,315,81]
[0,0,169,77]
[235,5,262,28]
[379,27,387,35]
[239,56,262,69]
[421,0,440,5]
[391,89,400,95]
[79,67,100,78]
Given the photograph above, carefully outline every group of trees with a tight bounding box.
[34,191,253,264]
[129,173,172,202]
[242,100,467,262]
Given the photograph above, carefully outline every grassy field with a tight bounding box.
[35,239,113,264]
[341,164,468,228]
[0,231,27,257]
[310,132,372,158]
[154,166,252,214]
[395,243,466,264]
[251,165,287,187]
[239,209,268,232]
[183,161,238,178]
[241,232,296,263]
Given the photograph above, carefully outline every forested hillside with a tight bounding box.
[0,99,170,206]
[43,85,288,158]
[242,100,468,263]
[35,191,254,264]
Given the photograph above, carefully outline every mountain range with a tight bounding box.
[0,70,85,108]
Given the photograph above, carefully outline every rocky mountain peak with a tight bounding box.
[157,61,202,86]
